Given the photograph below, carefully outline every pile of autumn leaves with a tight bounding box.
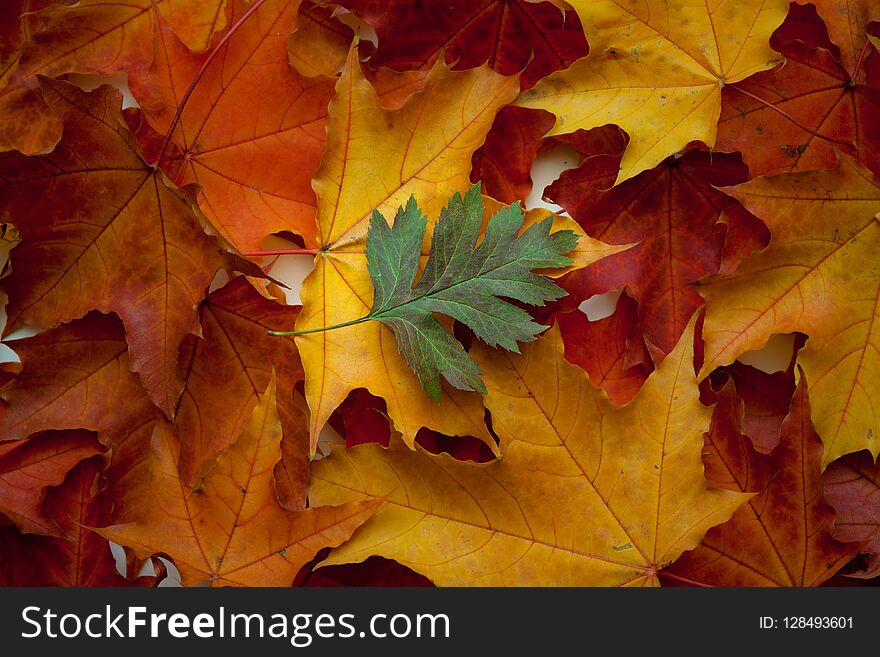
[0,0,878,587]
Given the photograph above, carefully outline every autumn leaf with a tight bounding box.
[662,374,859,586]
[0,313,157,522]
[0,0,61,154]
[337,0,589,89]
[516,0,789,183]
[175,277,307,505]
[0,456,157,586]
[294,44,631,454]
[310,315,749,586]
[0,0,227,154]
[555,294,652,406]
[823,450,880,578]
[2,0,879,591]
[338,389,395,448]
[287,0,355,78]
[0,79,244,415]
[470,106,556,204]
[98,377,380,587]
[131,0,336,252]
[708,358,798,453]
[718,33,880,177]
[548,149,768,356]
[0,430,101,536]
[294,46,519,454]
[295,555,433,587]
[700,154,880,465]
[811,0,880,74]
[776,2,842,52]
[700,379,775,493]
[0,222,19,281]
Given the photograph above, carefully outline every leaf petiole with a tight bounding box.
[268,316,370,337]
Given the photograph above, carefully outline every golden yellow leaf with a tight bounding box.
[97,376,380,586]
[309,315,749,586]
[296,46,622,455]
[516,0,788,183]
[699,154,880,466]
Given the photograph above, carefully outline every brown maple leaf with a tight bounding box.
[336,0,589,90]
[175,276,307,507]
[823,450,880,579]
[0,79,251,415]
[0,0,228,154]
[0,312,156,523]
[555,294,652,406]
[699,154,880,464]
[0,430,102,537]
[662,373,859,586]
[98,377,380,586]
[719,35,880,178]
[0,456,158,586]
[287,0,355,78]
[548,148,768,357]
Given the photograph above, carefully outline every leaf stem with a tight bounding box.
[728,85,855,148]
[268,316,370,337]
[851,38,871,82]
[152,0,268,168]
[659,571,714,587]
[242,248,321,257]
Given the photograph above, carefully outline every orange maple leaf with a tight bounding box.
[98,376,380,587]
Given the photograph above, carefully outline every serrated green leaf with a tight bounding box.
[366,183,578,401]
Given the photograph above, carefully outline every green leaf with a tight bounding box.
[366,183,577,401]
[270,184,578,400]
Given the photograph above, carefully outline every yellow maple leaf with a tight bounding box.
[296,47,625,454]
[516,0,788,183]
[699,154,880,466]
[309,315,749,586]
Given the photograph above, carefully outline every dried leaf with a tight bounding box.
[295,46,519,453]
[0,0,227,154]
[98,377,381,586]
[0,80,236,415]
[131,0,336,251]
[175,277,307,505]
[700,154,880,464]
[0,313,157,522]
[823,450,880,578]
[719,38,880,177]
[548,149,767,355]
[0,430,101,536]
[0,456,158,586]
[662,374,859,586]
[811,0,880,73]
[287,1,354,77]
[555,294,652,406]
[338,0,589,89]
[517,0,789,183]
[471,106,556,204]
[310,316,749,585]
